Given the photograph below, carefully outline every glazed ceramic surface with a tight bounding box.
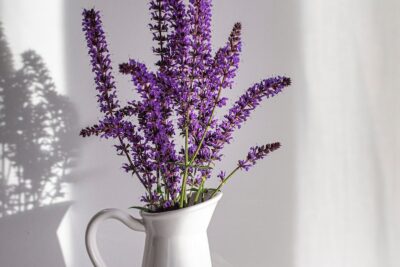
[86,193,222,267]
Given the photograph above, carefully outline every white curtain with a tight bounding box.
[295,1,400,266]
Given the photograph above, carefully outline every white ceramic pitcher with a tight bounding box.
[85,193,222,267]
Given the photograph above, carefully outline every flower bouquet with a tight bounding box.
[80,0,290,212]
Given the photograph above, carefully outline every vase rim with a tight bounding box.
[140,192,223,218]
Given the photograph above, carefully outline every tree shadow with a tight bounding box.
[0,22,78,266]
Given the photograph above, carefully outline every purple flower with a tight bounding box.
[163,200,173,209]
[149,0,169,67]
[217,171,226,182]
[189,22,243,170]
[212,22,242,90]
[120,59,180,199]
[81,9,119,114]
[238,143,281,171]
[210,76,290,161]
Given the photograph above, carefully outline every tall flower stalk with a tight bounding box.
[80,0,291,211]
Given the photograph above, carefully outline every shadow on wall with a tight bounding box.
[0,23,78,267]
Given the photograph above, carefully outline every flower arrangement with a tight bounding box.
[80,0,290,212]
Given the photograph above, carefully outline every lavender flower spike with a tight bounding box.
[211,142,281,197]
[82,9,119,114]
[238,142,281,171]
[149,0,169,67]
[81,9,152,197]
[189,22,243,172]
[210,76,290,161]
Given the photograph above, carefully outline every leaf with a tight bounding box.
[129,206,152,212]
[167,161,213,170]
[156,185,163,194]
[192,165,213,170]
[204,188,221,193]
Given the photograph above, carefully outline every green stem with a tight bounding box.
[189,167,198,191]
[179,18,226,206]
[156,169,167,203]
[162,174,170,203]
[190,80,226,204]
[211,166,241,198]
[156,169,160,190]
[194,175,206,204]
[180,126,190,208]
[194,161,212,204]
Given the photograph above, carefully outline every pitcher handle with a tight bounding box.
[85,208,145,267]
